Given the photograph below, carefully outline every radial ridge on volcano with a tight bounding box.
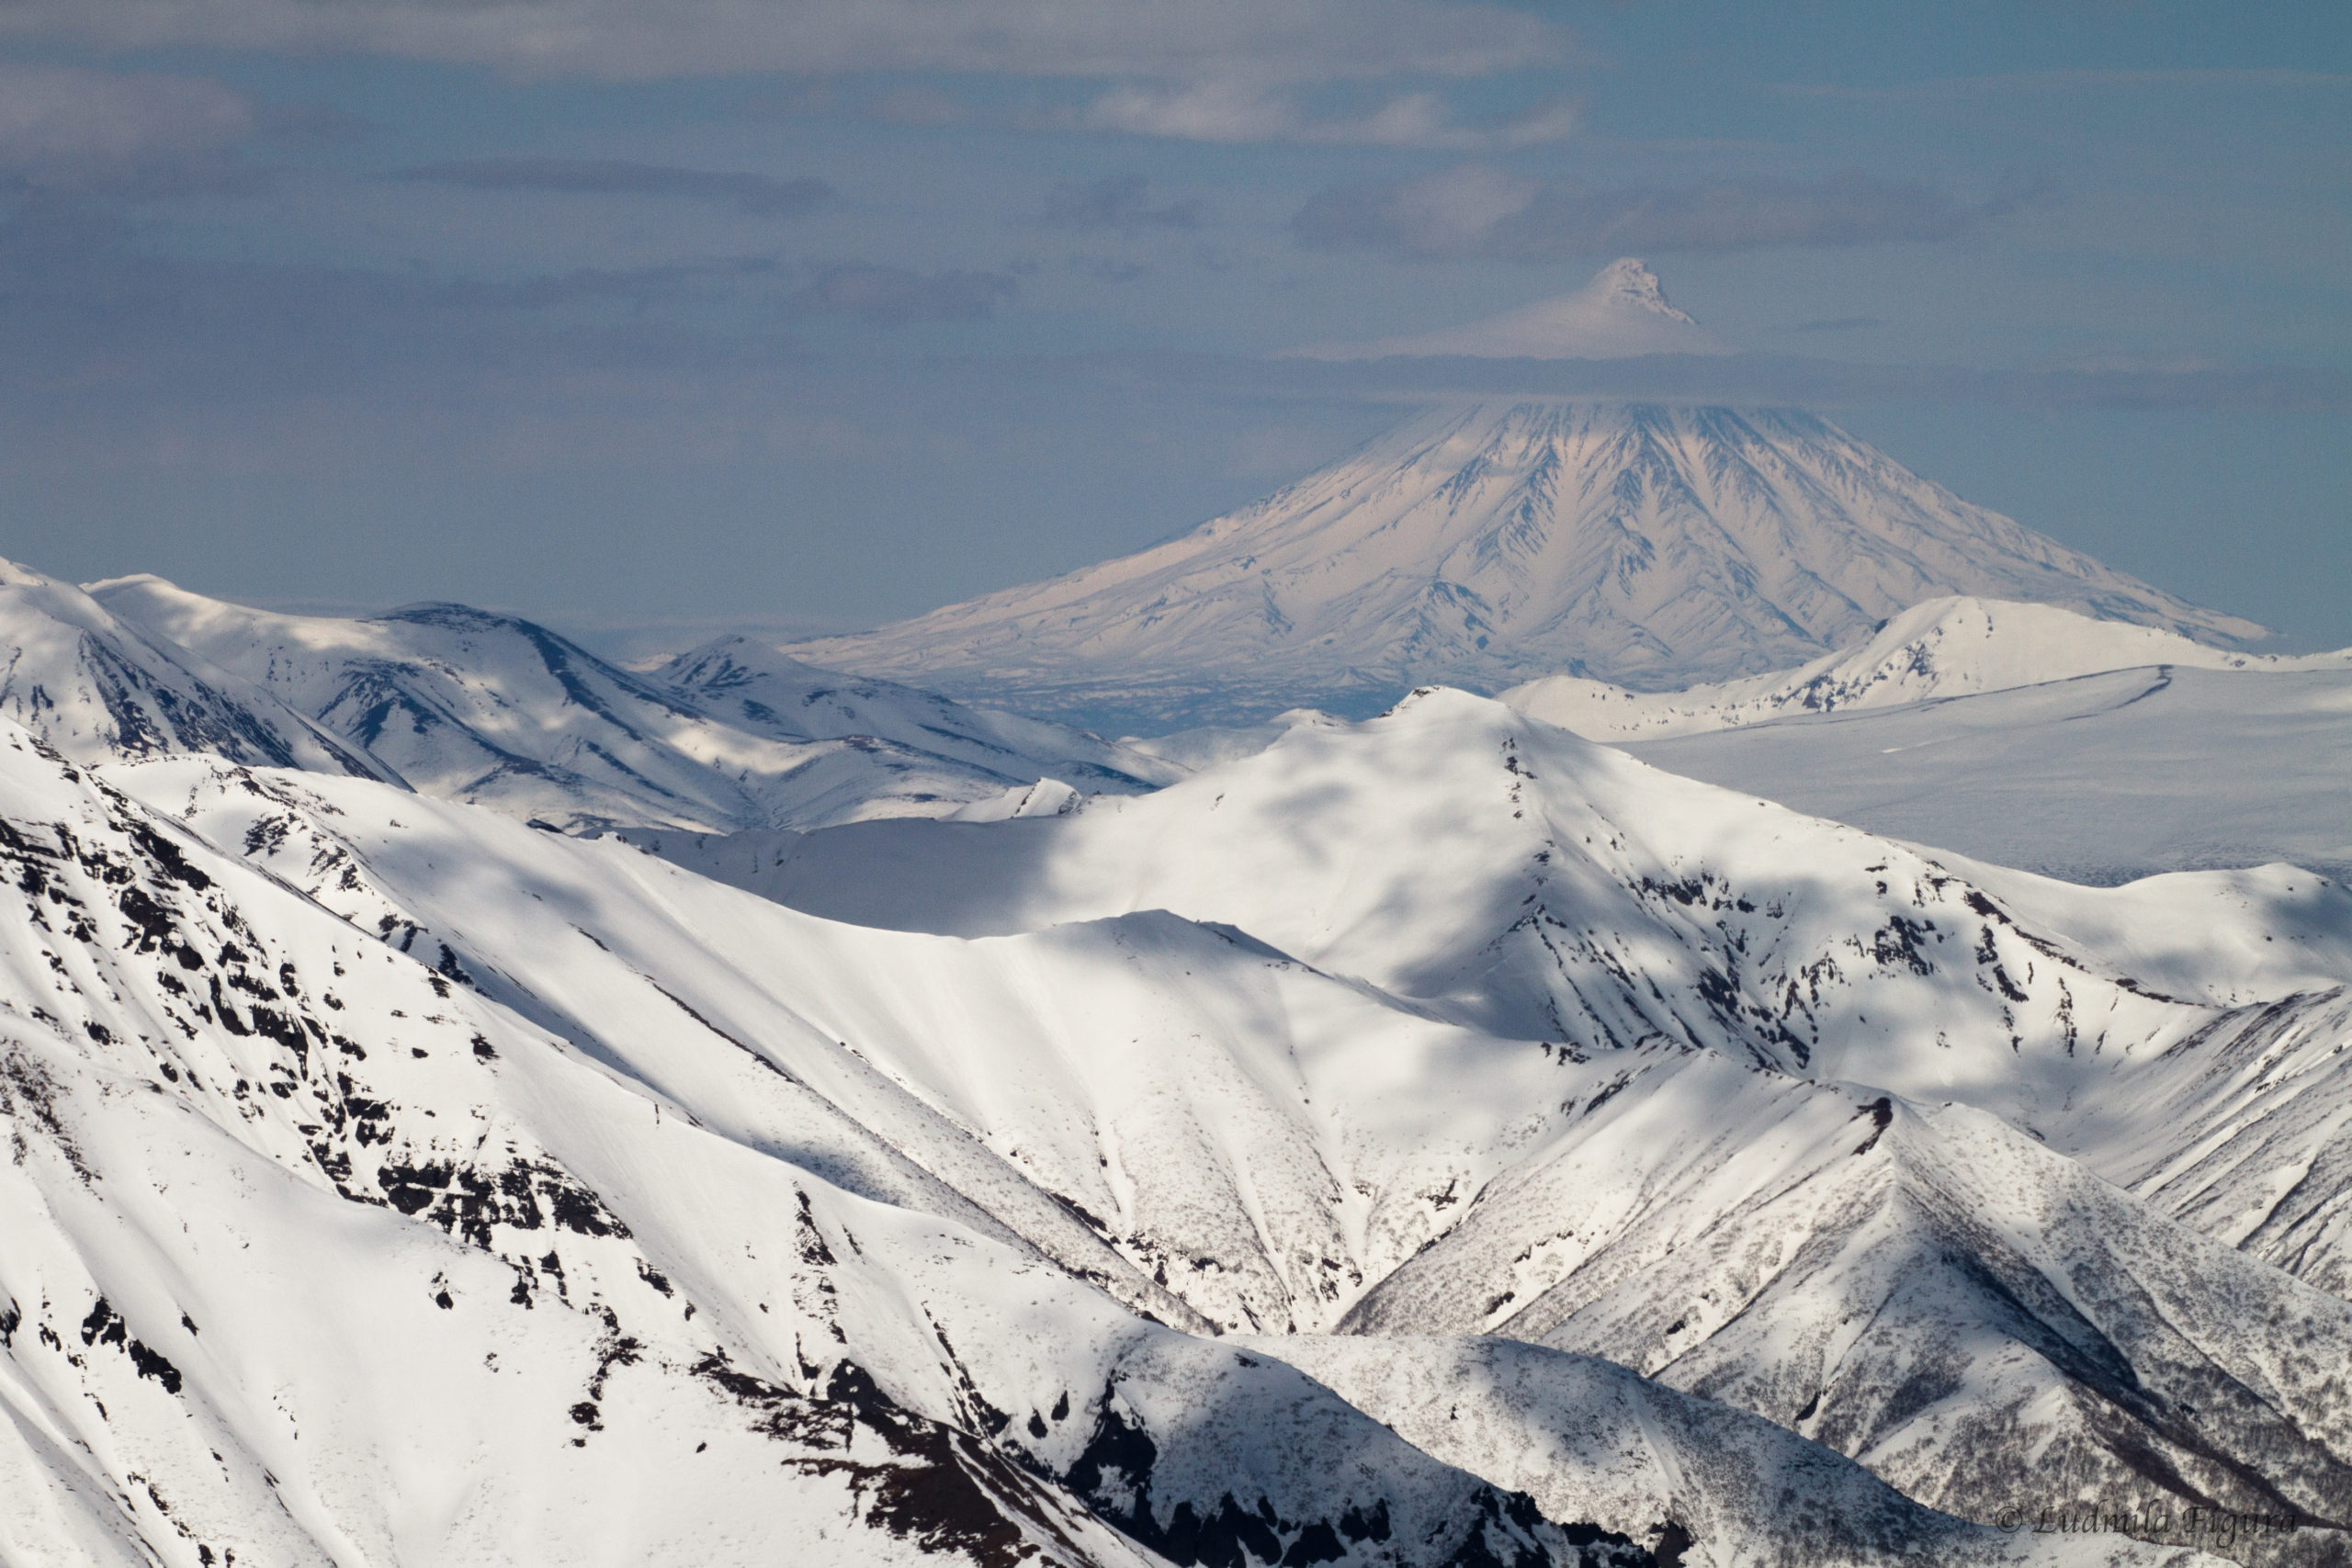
[792,400,2263,731]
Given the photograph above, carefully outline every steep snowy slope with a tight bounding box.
[791,403,2260,729]
[716,694,2352,1301]
[114,697,2352,1557]
[1502,596,2350,741]
[0,716,2209,1568]
[1251,1336,2211,1568]
[87,576,1165,831]
[3,720,1707,1568]
[1338,1053,2352,1540]
[0,557,386,782]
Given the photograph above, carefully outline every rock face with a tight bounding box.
[792,402,2260,730]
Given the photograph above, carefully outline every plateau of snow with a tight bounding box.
[1498,597,2352,884]
[790,402,2263,731]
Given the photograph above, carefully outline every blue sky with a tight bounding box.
[0,0,2345,649]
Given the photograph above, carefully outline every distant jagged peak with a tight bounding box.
[1284,256,1728,361]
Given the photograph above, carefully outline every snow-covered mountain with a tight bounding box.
[618,691,2352,1552]
[84,575,1174,831]
[6,561,2347,1559]
[1503,595,2351,741]
[1286,258,1733,361]
[791,403,2263,730]
[0,557,389,782]
[6,711,2246,1566]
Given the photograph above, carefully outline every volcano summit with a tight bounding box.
[795,400,2260,731]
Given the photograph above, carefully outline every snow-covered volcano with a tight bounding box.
[793,402,2261,730]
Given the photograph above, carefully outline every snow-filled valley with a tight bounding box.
[4,446,2350,1568]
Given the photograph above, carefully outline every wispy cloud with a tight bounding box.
[1774,68,2352,102]
[788,264,1018,325]
[1294,165,2051,260]
[397,158,837,216]
[1042,175,1201,232]
[0,0,1565,83]
[1059,80,1576,148]
[0,62,260,195]
[1092,349,2352,414]
[432,257,784,311]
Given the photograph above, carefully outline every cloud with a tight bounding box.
[1288,258,1731,362]
[1086,348,2352,414]
[867,84,969,127]
[1042,175,1201,232]
[1073,256,1152,284]
[397,158,836,216]
[787,265,1018,325]
[1062,81,1577,147]
[1294,165,2050,261]
[0,0,1564,83]
[0,62,259,194]
[433,257,784,311]
[1775,68,2352,103]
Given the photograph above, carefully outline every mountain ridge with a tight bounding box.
[1503,594,2350,741]
[790,401,2262,731]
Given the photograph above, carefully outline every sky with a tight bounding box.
[0,0,2346,651]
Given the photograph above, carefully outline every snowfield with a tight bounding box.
[1503,598,2352,883]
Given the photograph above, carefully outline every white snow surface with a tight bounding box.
[626,690,2352,1551]
[1285,259,1733,362]
[3,574,2346,1566]
[1,720,1686,1568]
[0,558,387,784]
[790,403,2263,730]
[1502,595,2349,741]
[82,575,1174,832]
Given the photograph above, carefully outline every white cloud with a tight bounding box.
[0,62,255,191]
[3,0,1565,83]
[1067,82,1577,148]
[1078,80,1298,141]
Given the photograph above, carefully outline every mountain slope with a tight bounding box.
[791,403,2262,729]
[651,635,1175,795]
[3,718,1695,1568]
[0,715,2211,1568]
[0,557,388,782]
[125,691,2352,1554]
[85,576,1170,832]
[1502,595,2350,741]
